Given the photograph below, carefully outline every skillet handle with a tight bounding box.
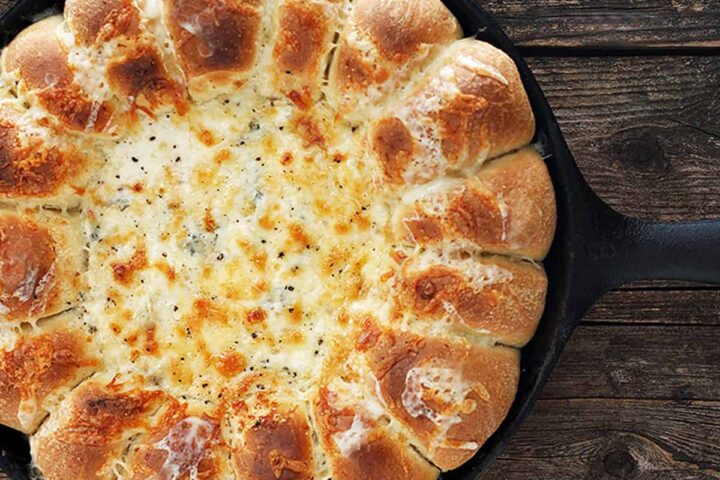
[570,189,720,314]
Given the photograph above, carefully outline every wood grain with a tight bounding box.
[528,55,720,221]
[484,399,720,479]
[483,0,720,50]
[585,289,720,326]
[543,325,720,400]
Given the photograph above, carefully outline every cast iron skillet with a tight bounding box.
[1,1,719,478]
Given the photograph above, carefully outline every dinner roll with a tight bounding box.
[226,371,317,480]
[397,249,548,347]
[0,311,99,433]
[371,39,535,185]
[268,0,344,106]
[313,342,440,480]
[2,16,114,133]
[31,374,182,480]
[0,106,87,206]
[64,0,186,117]
[394,147,556,260]
[327,0,461,119]
[0,211,85,323]
[359,326,519,470]
[162,0,264,98]
[125,410,232,479]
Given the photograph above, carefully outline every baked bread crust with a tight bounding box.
[372,39,535,185]
[397,251,548,347]
[0,311,98,433]
[0,1,557,479]
[163,0,263,96]
[359,326,519,470]
[31,374,178,479]
[0,105,93,206]
[226,372,316,479]
[312,343,440,480]
[395,147,556,260]
[2,16,114,133]
[0,211,85,323]
[327,0,461,117]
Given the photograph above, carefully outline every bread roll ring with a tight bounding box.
[0,1,557,478]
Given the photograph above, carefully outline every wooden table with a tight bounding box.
[480,1,720,478]
[0,1,718,479]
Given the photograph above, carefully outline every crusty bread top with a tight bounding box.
[0,312,98,433]
[327,0,461,119]
[164,0,262,79]
[0,211,86,325]
[395,147,556,260]
[371,39,535,185]
[0,107,81,199]
[397,251,548,347]
[0,214,57,321]
[3,17,74,91]
[3,16,114,132]
[353,0,461,61]
[312,343,440,480]
[31,376,175,480]
[360,326,519,470]
[0,1,556,479]
[65,0,141,46]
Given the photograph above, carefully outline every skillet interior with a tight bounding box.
[0,1,589,478]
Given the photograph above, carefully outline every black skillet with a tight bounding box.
[1,1,719,478]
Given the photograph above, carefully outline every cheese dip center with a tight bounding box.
[84,97,395,402]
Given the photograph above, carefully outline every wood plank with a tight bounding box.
[585,289,720,326]
[542,325,720,400]
[483,0,720,49]
[528,55,720,221]
[484,399,720,479]
[620,281,720,291]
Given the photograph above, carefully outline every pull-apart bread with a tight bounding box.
[0,0,556,478]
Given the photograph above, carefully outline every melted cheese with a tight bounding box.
[154,417,216,480]
[412,248,514,293]
[332,415,370,457]
[401,365,479,450]
[82,92,397,404]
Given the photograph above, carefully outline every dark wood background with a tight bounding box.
[480,1,720,479]
[1,1,718,479]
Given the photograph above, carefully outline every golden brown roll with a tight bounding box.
[64,0,186,116]
[359,325,519,471]
[65,0,141,46]
[0,311,98,433]
[31,374,181,480]
[0,105,92,207]
[162,0,264,97]
[395,147,556,260]
[396,250,547,347]
[0,211,85,323]
[327,0,461,117]
[371,39,535,185]
[226,371,317,480]
[312,343,439,480]
[268,0,344,106]
[125,410,233,479]
[2,16,114,133]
